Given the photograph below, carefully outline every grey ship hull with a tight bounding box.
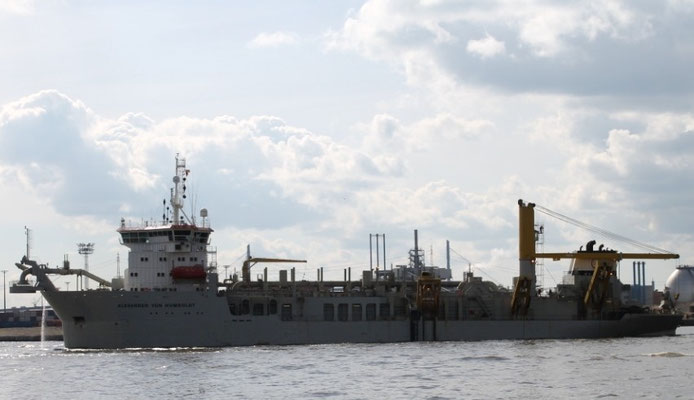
[43,291,681,349]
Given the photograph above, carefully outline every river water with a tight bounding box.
[2,327,692,399]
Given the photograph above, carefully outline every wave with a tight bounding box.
[646,351,688,357]
[458,355,508,361]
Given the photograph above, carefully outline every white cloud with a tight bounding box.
[326,0,691,98]
[361,113,492,154]
[248,31,299,48]
[2,86,692,296]
[411,113,493,141]
[0,91,524,287]
[466,35,505,59]
[0,0,34,15]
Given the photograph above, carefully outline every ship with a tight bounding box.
[10,157,683,348]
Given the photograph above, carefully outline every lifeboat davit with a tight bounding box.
[171,265,206,280]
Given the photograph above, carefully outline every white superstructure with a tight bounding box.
[119,156,213,292]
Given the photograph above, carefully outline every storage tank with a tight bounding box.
[665,265,694,311]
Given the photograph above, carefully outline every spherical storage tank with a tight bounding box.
[666,265,694,304]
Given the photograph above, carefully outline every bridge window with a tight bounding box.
[195,232,210,243]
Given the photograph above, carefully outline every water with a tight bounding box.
[2,328,693,399]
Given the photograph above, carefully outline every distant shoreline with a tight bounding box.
[0,327,63,341]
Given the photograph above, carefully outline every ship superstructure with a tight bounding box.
[117,157,213,293]
[10,157,683,349]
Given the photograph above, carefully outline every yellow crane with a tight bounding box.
[512,200,679,315]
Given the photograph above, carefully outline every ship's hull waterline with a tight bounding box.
[43,291,680,349]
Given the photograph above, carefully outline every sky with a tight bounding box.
[2,0,693,307]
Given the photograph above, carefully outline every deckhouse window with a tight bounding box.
[240,300,250,315]
[323,304,334,321]
[337,304,348,321]
[366,304,376,321]
[281,304,292,321]
[447,301,459,320]
[352,304,362,321]
[379,303,390,320]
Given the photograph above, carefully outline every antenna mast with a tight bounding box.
[171,155,190,225]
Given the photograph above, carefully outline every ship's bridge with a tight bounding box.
[118,223,213,246]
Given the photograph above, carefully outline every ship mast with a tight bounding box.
[171,155,190,225]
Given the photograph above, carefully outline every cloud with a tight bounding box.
[466,34,505,59]
[3,88,692,288]
[247,31,299,48]
[0,90,130,215]
[361,113,492,153]
[0,0,34,15]
[0,91,528,280]
[0,91,410,232]
[583,114,694,209]
[326,0,694,99]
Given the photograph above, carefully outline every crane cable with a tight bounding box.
[534,205,674,255]
[449,248,504,286]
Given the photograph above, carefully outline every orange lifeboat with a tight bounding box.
[171,265,206,280]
